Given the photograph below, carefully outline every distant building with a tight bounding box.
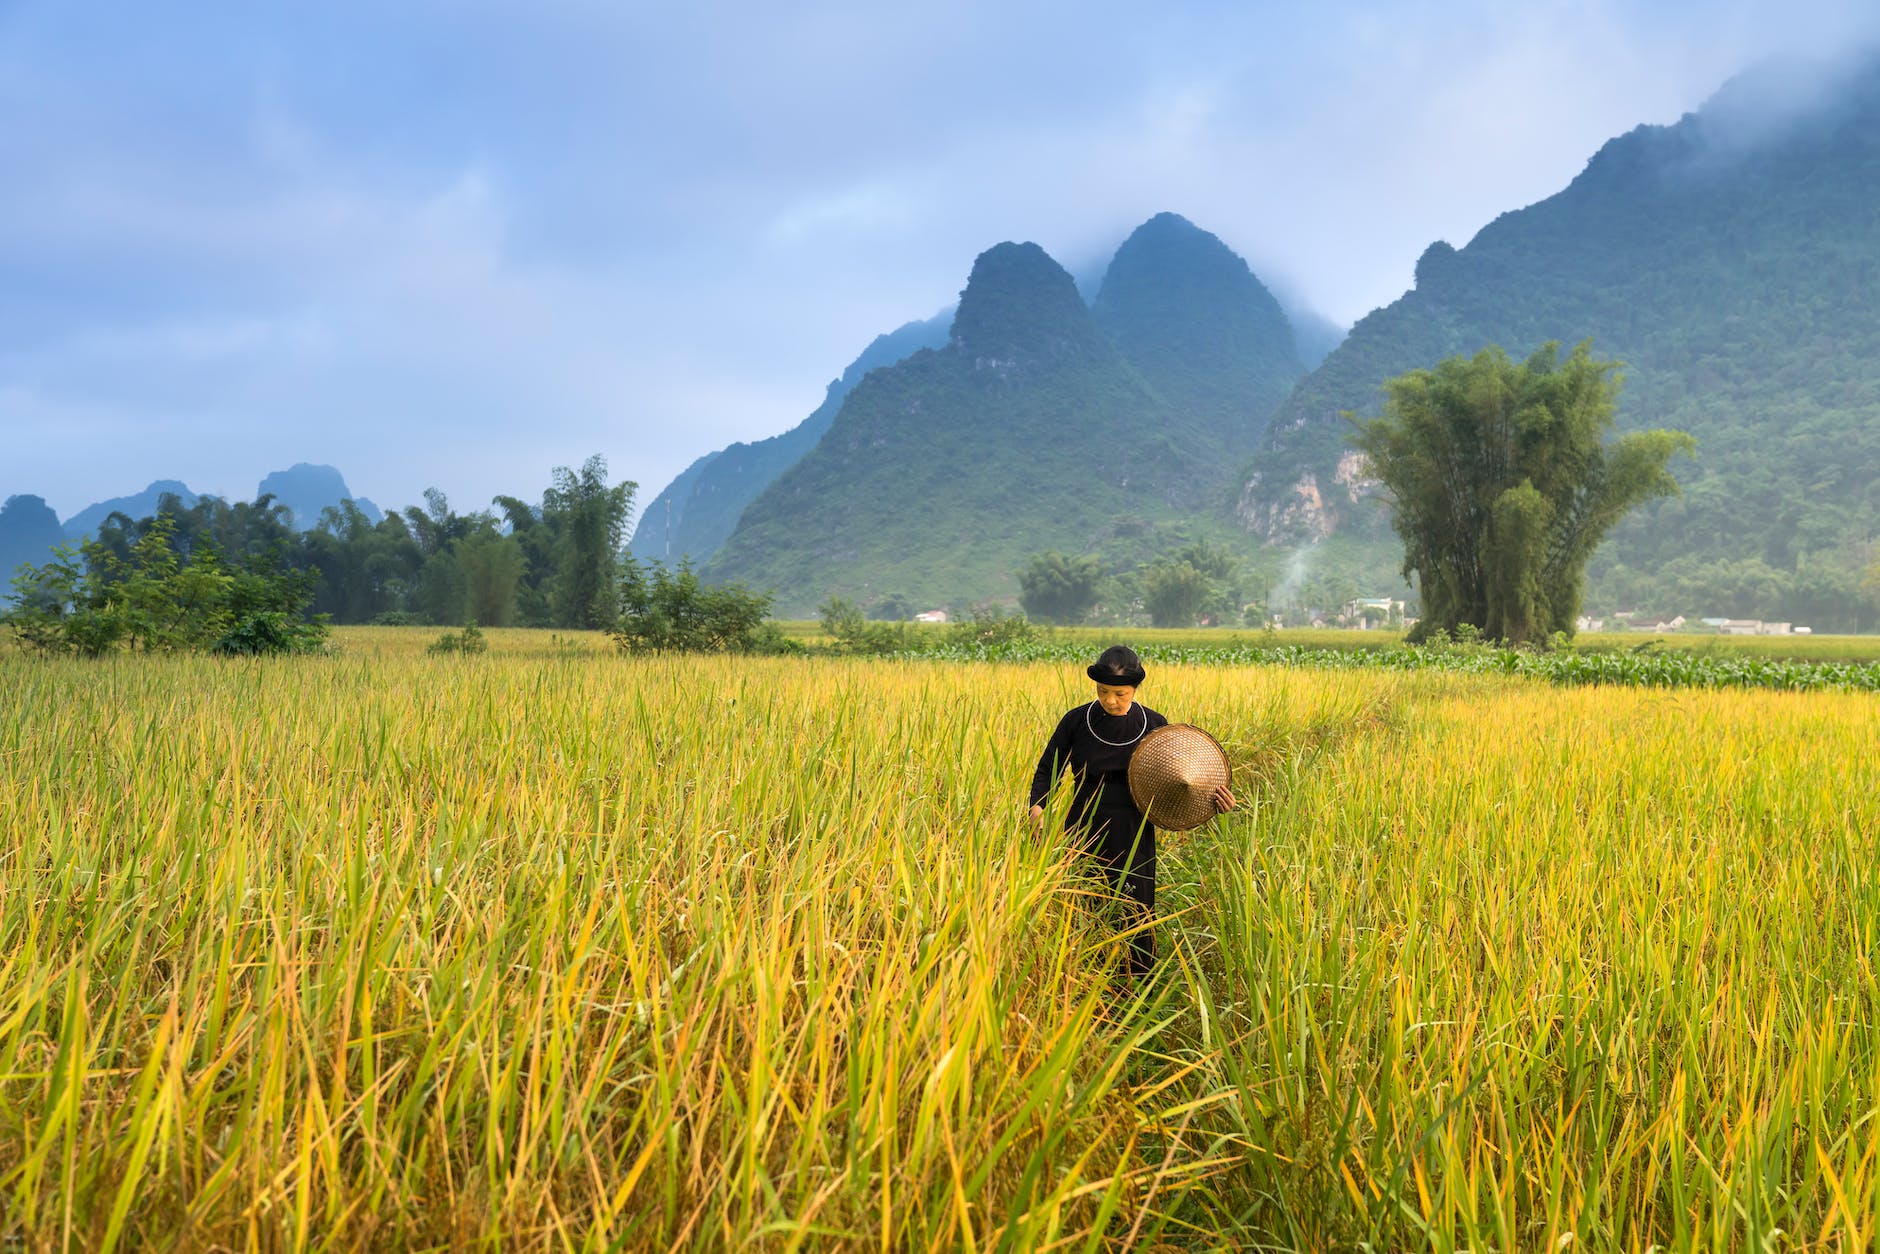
[1575,615,1606,632]
[1703,619,1798,635]
[1633,614,1686,632]
[1340,596,1405,628]
[914,610,948,624]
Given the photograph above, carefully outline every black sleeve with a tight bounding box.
[1028,708,1079,808]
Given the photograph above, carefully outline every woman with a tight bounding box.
[1028,645,1233,978]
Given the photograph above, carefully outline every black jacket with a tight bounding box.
[1028,701,1168,822]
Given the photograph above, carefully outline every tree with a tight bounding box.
[544,455,636,630]
[1352,342,1693,645]
[868,592,916,621]
[1018,551,1103,624]
[457,526,527,627]
[493,494,555,625]
[6,514,326,656]
[1142,559,1213,627]
[614,557,782,653]
[307,501,420,623]
[1173,539,1241,624]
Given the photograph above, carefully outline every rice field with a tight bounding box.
[1,629,1876,1249]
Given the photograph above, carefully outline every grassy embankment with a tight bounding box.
[0,632,1876,1247]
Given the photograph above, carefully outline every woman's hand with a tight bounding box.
[1211,784,1236,813]
[1028,804,1046,830]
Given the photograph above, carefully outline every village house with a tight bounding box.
[1340,596,1405,628]
[913,610,948,624]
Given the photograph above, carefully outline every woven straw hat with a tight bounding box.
[1128,724,1231,832]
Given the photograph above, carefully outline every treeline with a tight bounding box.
[25,455,644,631]
[1590,550,1880,634]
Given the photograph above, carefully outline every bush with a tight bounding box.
[947,606,1040,648]
[427,623,489,656]
[613,558,792,654]
[370,610,426,627]
[5,517,329,657]
[213,611,331,656]
[820,597,916,655]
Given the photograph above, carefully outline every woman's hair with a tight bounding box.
[1088,644,1146,687]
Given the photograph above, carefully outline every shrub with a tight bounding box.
[947,606,1040,649]
[613,558,791,654]
[5,518,328,657]
[427,624,489,656]
[820,597,916,655]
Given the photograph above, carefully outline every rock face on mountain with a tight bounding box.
[1239,57,1880,608]
[628,314,950,565]
[707,242,1218,613]
[257,464,382,530]
[63,480,200,540]
[0,495,65,580]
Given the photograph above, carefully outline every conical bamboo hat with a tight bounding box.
[1128,724,1230,831]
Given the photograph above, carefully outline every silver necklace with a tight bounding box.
[1085,700,1147,747]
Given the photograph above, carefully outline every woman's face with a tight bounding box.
[1095,682,1136,716]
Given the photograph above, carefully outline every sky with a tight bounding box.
[4,0,1878,524]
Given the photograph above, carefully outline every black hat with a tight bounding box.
[1087,644,1145,688]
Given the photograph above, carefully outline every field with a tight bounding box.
[774,620,1880,661]
[2,627,1877,1249]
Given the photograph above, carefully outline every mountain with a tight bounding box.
[1283,305,1348,369]
[1237,55,1880,626]
[63,480,199,540]
[630,450,720,563]
[256,463,382,530]
[0,495,65,581]
[1092,212,1305,464]
[706,227,1304,615]
[629,313,950,565]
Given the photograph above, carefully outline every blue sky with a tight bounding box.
[3,0,1877,521]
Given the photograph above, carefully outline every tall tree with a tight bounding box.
[542,456,636,630]
[1017,552,1103,624]
[1141,559,1213,628]
[492,494,556,625]
[307,501,421,623]
[1863,546,1880,628]
[1352,342,1692,644]
[458,525,526,627]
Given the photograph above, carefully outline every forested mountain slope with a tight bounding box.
[707,243,1191,613]
[628,314,950,565]
[0,495,65,581]
[706,217,1308,614]
[1239,57,1880,627]
[63,480,200,540]
[1094,212,1304,462]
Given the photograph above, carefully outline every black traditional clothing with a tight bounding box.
[1030,701,1168,975]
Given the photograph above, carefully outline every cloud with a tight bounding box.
[6,0,1880,518]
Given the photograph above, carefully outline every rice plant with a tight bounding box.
[0,635,1873,1249]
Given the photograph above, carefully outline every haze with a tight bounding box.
[3,0,1876,521]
